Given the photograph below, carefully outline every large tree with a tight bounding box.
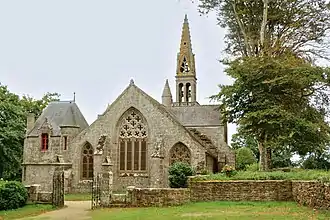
[196,0,330,170]
[0,85,25,180]
[0,84,60,180]
[197,0,330,60]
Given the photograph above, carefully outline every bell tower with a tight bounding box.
[175,14,197,106]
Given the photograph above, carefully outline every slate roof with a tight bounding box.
[28,101,89,136]
[169,105,221,127]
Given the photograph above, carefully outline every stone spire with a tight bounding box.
[162,79,173,107]
[175,14,197,105]
[178,14,194,59]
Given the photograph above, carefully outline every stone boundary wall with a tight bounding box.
[189,180,293,202]
[292,181,330,210]
[25,184,52,204]
[127,187,190,207]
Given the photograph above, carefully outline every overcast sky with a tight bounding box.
[0,0,236,143]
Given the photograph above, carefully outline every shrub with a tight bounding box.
[235,147,257,170]
[192,169,330,182]
[0,181,28,210]
[221,164,237,177]
[245,163,259,172]
[168,162,195,188]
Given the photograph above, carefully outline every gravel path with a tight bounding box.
[24,201,92,220]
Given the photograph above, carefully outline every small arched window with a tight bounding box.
[81,143,93,179]
[169,142,191,165]
[41,133,49,151]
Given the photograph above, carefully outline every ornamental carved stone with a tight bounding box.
[95,134,107,154]
[151,137,164,158]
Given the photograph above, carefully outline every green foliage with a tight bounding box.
[231,132,259,159]
[20,92,60,118]
[302,151,330,170]
[0,83,60,180]
[212,55,330,170]
[197,0,330,171]
[245,163,259,172]
[0,85,25,180]
[168,162,195,188]
[235,147,256,170]
[197,0,330,59]
[193,169,330,182]
[0,180,28,210]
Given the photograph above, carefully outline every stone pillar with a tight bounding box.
[100,171,113,207]
[150,156,164,188]
[191,83,196,103]
[176,83,180,103]
[93,153,103,177]
[150,138,165,188]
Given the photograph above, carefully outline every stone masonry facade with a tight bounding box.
[22,16,235,193]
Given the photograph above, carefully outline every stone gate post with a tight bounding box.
[150,138,165,188]
[99,171,113,207]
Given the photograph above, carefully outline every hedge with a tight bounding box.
[192,169,330,182]
[0,180,28,210]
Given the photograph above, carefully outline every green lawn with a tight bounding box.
[91,201,330,220]
[0,204,55,220]
[65,193,91,201]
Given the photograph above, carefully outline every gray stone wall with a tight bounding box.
[127,188,190,207]
[23,165,56,191]
[23,136,61,164]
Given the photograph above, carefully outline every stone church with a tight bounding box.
[22,15,235,193]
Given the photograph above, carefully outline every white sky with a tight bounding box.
[0,0,236,143]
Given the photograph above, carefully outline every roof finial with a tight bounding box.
[130,78,134,85]
[184,14,188,23]
[73,92,76,102]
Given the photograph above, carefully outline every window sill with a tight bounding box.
[119,172,148,177]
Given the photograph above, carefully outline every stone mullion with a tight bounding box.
[124,140,127,171]
[131,138,135,172]
[139,140,141,171]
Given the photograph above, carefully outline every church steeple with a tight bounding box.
[175,14,197,105]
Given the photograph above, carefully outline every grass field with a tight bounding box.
[0,204,55,220]
[65,193,91,201]
[91,201,330,220]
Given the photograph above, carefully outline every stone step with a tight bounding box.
[108,203,129,208]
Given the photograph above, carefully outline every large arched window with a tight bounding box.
[118,108,148,172]
[169,142,191,165]
[81,143,93,179]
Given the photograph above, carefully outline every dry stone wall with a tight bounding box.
[189,180,293,202]
[292,181,330,210]
[127,188,190,207]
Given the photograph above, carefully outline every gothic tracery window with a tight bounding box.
[81,143,93,179]
[169,142,191,165]
[119,108,148,172]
